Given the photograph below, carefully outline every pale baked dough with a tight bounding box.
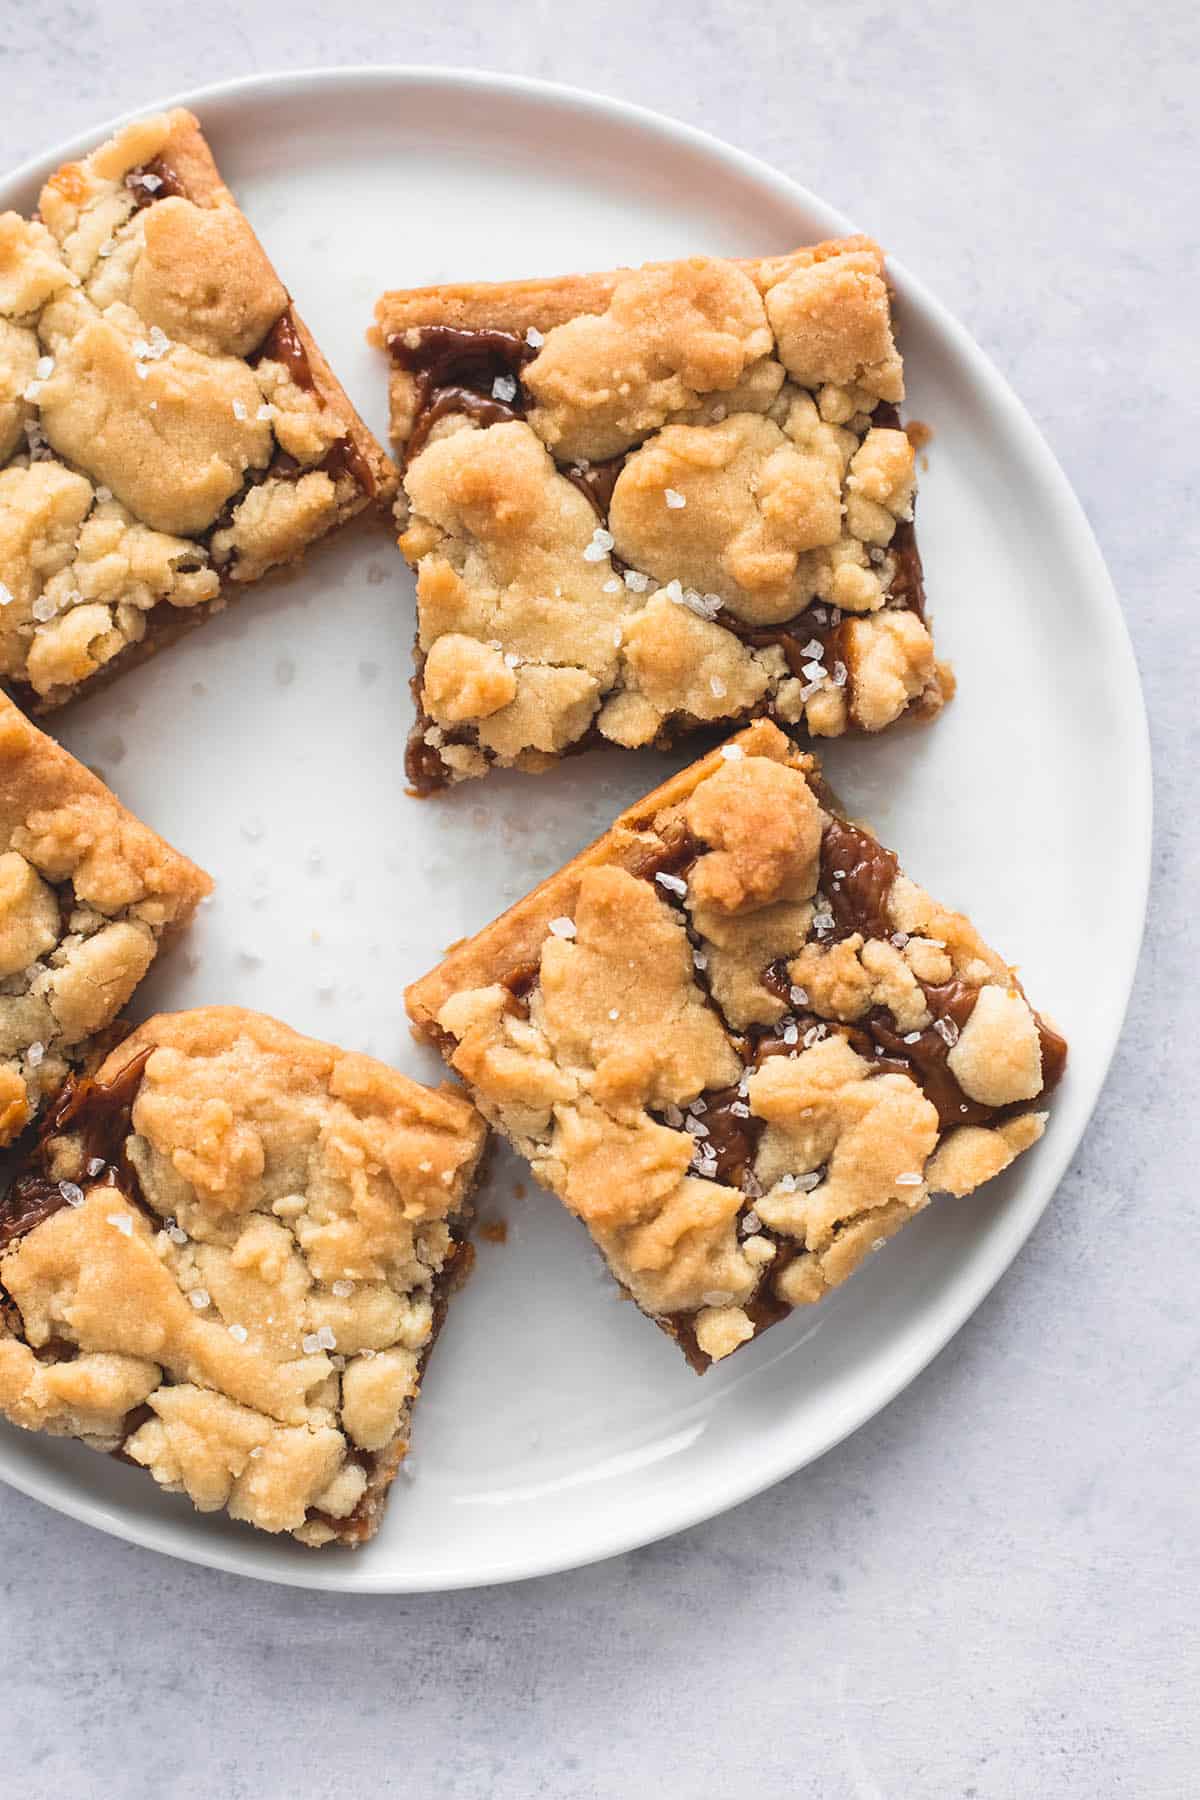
[0,1007,486,1546]
[375,242,947,786]
[0,690,209,1145]
[0,109,394,710]
[407,722,1064,1368]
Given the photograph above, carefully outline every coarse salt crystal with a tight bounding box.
[137,172,163,192]
[692,950,708,971]
[741,1210,762,1234]
[664,488,686,509]
[332,1279,354,1298]
[801,660,827,683]
[23,381,43,402]
[525,326,544,348]
[895,1172,924,1187]
[491,374,517,403]
[934,1016,960,1047]
[720,743,744,761]
[232,399,247,420]
[891,931,909,948]
[301,1332,321,1354]
[730,1100,750,1119]
[31,595,57,622]
[547,916,576,938]
[59,1181,84,1207]
[690,1098,708,1114]
[228,1323,248,1342]
[97,238,115,258]
[135,362,149,380]
[655,871,687,897]
[685,1117,709,1138]
[256,403,274,421]
[903,1030,922,1044]
[189,1288,210,1309]
[316,1325,337,1351]
[782,1023,799,1045]
[664,1104,685,1128]
[623,569,650,592]
[167,1223,187,1245]
[801,638,825,660]
[789,986,808,1007]
[710,675,727,698]
[35,355,54,379]
[107,1213,132,1235]
[27,1041,44,1067]
[871,1236,888,1252]
[87,1157,105,1177]
[831,661,848,688]
[812,912,835,934]
[608,1008,620,1021]
[504,651,520,668]
[0,583,12,607]
[603,576,622,594]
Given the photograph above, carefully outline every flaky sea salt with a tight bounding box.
[664,488,686,509]
[547,916,576,938]
[895,1172,924,1187]
[59,1181,84,1207]
[801,638,825,660]
[525,326,544,348]
[491,374,517,403]
[189,1288,210,1309]
[26,1040,44,1067]
[720,743,744,761]
[655,871,688,897]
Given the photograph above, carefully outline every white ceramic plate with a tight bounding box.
[0,68,1150,1592]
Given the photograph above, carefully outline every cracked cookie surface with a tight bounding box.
[374,243,948,790]
[406,721,1065,1369]
[0,1007,486,1546]
[0,109,394,711]
[0,690,209,1145]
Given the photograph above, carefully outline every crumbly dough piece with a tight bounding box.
[0,1007,486,1547]
[407,721,1066,1369]
[0,691,209,1145]
[0,108,394,711]
[374,240,947,789]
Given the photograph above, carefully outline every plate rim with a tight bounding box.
[0,63,1152,1593]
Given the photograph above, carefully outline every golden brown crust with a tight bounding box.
[0,109,394,712]
[0,1006,485,1546]
[407,723,1064,1368]
[0,690,210,1144]
[375,241,944,786]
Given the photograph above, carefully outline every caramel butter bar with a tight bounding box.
[0,690,209,1146]
[0,1007,486,1546]
[0,108,395,710]
[407,721,1064,1370]
[374,241,948,790]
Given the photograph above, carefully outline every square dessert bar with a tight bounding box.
[0,108,395,711]
[0,1007,487,1546]
[0,690,209,1147]
[407,721,1065,1370]
[374,239,948,790]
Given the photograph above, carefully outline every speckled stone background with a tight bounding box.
[2,4,1194,1795]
